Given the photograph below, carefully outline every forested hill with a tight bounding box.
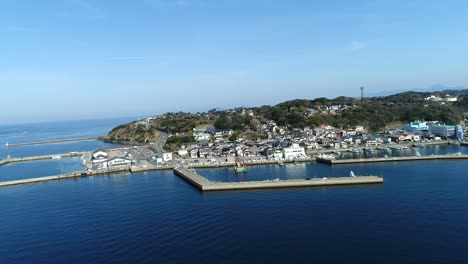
[106,90,468,143]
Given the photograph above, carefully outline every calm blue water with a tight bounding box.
[1,161,468,264]
[340,144,467,159]
[1,119,468,263]
[0,157,83,181]
[0,117,131,159]
[2,140,117,159]
[0,117,135,144]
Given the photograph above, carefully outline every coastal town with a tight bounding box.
[86,101,467,172]
[2,90,468,190]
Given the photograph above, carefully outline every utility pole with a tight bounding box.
[360,87,364,105]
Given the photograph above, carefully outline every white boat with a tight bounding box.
[51,155,62,159]
[414,150,421,157]
[317,154,336,160]
[349,170,356,177]
[277,160,284,166]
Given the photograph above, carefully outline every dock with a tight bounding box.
[174,167,382,191]
[0,171,86,187]
[6,137,101,147]
[317,154,468,165]
[0,162,383,191]
[0,152,85,166]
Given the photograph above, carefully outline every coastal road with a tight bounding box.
[155,131,168,153]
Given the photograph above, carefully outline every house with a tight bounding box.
[198,148,210,158]
[178,149,188,156]
[189,148,199,158]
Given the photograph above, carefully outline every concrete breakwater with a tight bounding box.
[174,167,383,191]
[317,154,468,165]
[190,158,315,169]
[0,152,85,166]
[0,162,383,191]
[7,137,101,147]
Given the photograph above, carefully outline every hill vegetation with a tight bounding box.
[105,122,161,144]
[105,89,468,145]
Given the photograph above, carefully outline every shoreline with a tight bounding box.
[2,152,468,189]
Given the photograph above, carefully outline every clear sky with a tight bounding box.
[1,0,468,123]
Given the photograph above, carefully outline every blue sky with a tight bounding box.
[1,0,468,123]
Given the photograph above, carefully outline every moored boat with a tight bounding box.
[234,158,247,173]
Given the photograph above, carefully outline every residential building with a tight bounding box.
[282,143,306,159]
[429,125,456,138]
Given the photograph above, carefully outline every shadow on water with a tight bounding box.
[200,183,384,196]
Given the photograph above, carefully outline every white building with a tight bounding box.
[429,125,456,138]
[162,152,173,162]
[282,144,306,159]
[92,150,108,160]
[107,157,132,167]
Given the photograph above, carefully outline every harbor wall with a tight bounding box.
[317,154,468,165]
[7,137,100,147]
[0,152,85,166]
[173,167,383,191]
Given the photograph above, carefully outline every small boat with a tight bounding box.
[317,154,336,160]
[414,150,421,157]
[277,160,285,166]
[350,148,361,154]
[349,170,356,177]
[51,155,62,159]
[234,158,247,173]
[364,148,374,153]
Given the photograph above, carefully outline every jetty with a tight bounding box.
[0,161,382,191]
[0,152,85,166]
[317,154,468,165]
[6,137,101,147]
[173,167,383,191]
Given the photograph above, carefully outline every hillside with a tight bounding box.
[105,89,468,145]
[104,121,161,144]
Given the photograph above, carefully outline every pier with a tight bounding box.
[0,162,383,191]
[317,154,468,165]
[0,152,85,166]
[174,167,383,191]
[6,137,101,147]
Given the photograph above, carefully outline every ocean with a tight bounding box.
[1,119,468,264]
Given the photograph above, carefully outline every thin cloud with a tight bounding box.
[350,41,367,50]
[66,0,107,19]
[108,55,165,61]
[4,25,42,33]
[145,0,205,8]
